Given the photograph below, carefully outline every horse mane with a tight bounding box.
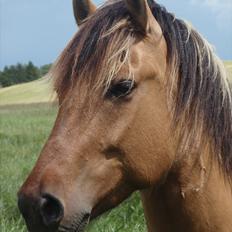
[51,0,232,175]
[150,3,232,175]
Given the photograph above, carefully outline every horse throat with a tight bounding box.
[140,149,232,232]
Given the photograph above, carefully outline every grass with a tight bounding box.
[225,61,232,78]
[0,103,146,232]
[0,104,57,232]
[0,77,55,106]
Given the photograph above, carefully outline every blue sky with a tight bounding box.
[0,0,231,70]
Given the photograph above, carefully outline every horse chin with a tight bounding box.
[57,205,103,232]
[90,194,131,220]
[58,213,90,232]
[90,203,115,220]
[90,186,135,220]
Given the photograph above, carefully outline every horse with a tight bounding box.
[18,0,232,231]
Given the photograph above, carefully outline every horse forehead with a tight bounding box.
[129,39,167,78]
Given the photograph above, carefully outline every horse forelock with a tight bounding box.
[51,0,232,176]
[51,1,134,98]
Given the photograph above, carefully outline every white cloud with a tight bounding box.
[191,0,232,28]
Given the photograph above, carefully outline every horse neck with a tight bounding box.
[140,148,232,232]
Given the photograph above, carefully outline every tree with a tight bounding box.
[39,64,52,76]
[0,62,40,87]
[25,61,39,82]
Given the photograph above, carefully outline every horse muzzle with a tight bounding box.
[18,192,64,231]
[18,191,90,232]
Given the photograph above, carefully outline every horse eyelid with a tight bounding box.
[105,80,137,99]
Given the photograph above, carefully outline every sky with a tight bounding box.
[0,0,231,70]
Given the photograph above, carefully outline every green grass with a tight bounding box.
[0,103,146,232]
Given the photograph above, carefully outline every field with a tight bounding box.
[225,61,232,74]
[0,62,231,231]
[0,77,55,106]
[0,104,146,232]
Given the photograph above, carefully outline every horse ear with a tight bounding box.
[125,0,161,35]
[72,0,96,26]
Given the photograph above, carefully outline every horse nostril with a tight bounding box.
[18,193,33,221]
[40,193,64,226]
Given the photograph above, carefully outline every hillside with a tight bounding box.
[225,61,232,76]
[0,62,231,106]
[0,77,55,106]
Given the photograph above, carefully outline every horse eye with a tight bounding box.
[106,80,136,99]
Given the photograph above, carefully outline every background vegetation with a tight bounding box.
[0,78,54,106]
[0,63,51,88]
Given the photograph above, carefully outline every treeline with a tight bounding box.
[0,62,52,88]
